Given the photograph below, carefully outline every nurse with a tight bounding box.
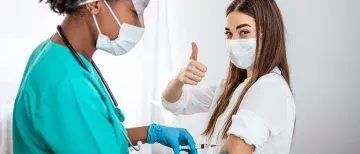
[12,0,197,154]
[162,0,296,153]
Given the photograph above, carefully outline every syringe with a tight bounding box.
[181,144,218,150]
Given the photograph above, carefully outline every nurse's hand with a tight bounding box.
[177,42,207,86]
[147,123,198,154]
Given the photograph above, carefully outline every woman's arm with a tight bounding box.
[161,74,186,103]
[220,135,255,154]
[221,75,295,154]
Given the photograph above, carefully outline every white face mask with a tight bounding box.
[93,0,145,56]
[226,38,257,69]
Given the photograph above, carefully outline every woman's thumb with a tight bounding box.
[190,42,198,61]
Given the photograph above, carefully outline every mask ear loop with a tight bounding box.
[104,0,122,27]
[93,15,103,34]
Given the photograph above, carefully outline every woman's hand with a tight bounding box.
[177,42,207,86]
[162,42,207,103]
[147,124,198,154]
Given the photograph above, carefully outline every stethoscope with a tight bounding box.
[56,25,142,151]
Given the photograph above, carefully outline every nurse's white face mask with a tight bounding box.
[226,38,257,69]
[92,0,145,56]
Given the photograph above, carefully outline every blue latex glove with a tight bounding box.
[147,123,198,154]
[222,152,228,154]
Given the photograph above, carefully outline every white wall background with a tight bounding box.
[1,0,360,154]
[279,0,360,153]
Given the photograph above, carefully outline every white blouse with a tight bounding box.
[162,67,296,154]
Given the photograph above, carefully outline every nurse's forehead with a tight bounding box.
[226,12,255,29]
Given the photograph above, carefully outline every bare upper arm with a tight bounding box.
[220,134,255,154]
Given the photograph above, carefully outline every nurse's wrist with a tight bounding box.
[147,123,162,144]
[127,126,150,146]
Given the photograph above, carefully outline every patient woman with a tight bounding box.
[161,0,296,153]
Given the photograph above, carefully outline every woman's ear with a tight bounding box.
[86,1,102,15]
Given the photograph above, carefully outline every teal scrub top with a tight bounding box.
[12,39,130,154]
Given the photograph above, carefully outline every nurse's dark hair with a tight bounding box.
[39,0,79,14]
[39,0,117,15]
[202,0,291,139]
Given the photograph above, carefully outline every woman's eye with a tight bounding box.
[239,31,250,36]
[225,32,232,39]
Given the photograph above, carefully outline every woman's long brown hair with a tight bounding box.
[202,0,291,139]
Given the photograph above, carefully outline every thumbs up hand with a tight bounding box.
[177,42,207,86]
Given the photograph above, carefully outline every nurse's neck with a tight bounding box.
[52,16,97,61]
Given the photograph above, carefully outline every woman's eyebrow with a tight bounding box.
[236,24,251,30]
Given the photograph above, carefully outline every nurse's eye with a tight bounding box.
[132,10,140,25]
[225,32,233,39]
[132,10,138,18]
